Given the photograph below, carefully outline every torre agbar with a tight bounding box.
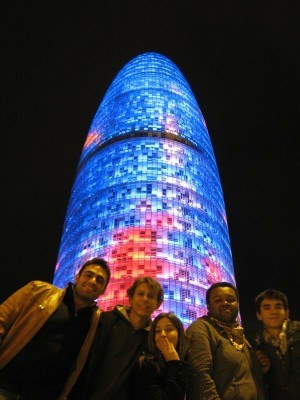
[54,52,235,326]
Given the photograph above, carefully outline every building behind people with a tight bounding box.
[0,257,110,400]
[74,276,164,400]
[186,282,266,400]
[130,312,189,400]
[255,288,300,400]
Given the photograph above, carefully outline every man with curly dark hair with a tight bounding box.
[0,257,110,400]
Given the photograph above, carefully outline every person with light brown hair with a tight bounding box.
[73,276,164,400]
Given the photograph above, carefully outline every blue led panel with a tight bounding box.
[53,52,235,326]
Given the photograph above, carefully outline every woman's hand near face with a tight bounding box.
[157,336,180,362]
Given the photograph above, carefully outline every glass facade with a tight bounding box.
[54,52,234,326]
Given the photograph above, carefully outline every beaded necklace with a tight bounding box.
[209,316,246,351]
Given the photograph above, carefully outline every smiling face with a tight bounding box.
[257,298,289,331]
[154,316,179,352]
[74,264,108,302]
[129,282,160,322]
[207,286,239,323]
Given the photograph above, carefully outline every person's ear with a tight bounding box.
[285,308,290,319]
[256,311,263,321]
[74,272,79,284]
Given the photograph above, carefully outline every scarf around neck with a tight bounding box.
[263,319,288,357]
[209,316,246,351]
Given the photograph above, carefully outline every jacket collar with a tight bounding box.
[114,305,151,331]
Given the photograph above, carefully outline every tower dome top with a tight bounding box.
[81,52,213,164]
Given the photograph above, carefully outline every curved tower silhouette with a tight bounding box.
[54,52,234,325]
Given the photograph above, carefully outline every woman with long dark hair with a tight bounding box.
[129,312,189,400]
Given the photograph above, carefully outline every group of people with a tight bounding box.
[0,257,299,399]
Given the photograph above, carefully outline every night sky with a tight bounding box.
[2,2,299,333]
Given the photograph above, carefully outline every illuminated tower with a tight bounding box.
[54,52,234,325]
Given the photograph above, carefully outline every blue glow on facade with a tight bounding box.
[54,52,235,326]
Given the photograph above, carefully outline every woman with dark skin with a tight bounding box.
[129,312,189,400]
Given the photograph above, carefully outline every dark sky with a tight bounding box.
[2,2,299,331]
